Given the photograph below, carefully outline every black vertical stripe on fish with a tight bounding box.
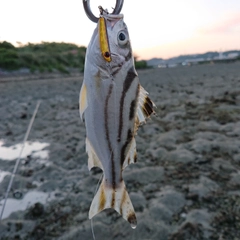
[111,190,115,208]
[145,96,153,108]
[143,101,154,116]
[129,100,136,120]
[118,68,137,142]
[104,84,116,189]
[120,129,133,166]
[129,84,139,120]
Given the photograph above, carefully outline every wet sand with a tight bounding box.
[0,62,240,239]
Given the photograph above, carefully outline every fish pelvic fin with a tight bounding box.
[136,85,156,125]
[86,138,103,171]
[79,82,88,121]
[123,137,137,169]
[89,179,137,229]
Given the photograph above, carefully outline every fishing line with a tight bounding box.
[91,172,103,240]
[0,101,41,220]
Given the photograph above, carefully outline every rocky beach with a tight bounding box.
[0,62,240,240]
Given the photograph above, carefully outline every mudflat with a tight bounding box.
[0,62,240,239]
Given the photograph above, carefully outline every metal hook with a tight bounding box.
[82,0,124,23]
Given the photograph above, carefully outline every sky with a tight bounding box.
[0,0,240,60]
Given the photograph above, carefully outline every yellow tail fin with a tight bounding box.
[89,178,137,229]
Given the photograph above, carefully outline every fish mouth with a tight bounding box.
[104,14,123,29]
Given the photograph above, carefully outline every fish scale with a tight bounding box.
[79,12,155,228]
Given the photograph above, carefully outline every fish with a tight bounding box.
[79,10,155,229]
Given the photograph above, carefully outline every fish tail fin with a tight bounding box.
[89,178,137,229]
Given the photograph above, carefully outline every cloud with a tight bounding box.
[200,12,240,34]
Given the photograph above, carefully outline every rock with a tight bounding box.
[25,202,44,219]
[39,180,59,192]
[146,147,168,161]
[143,183,159,193]
[155,130,181,150]
[124,166,164,185]
[197,121,221,132]
[162,110,185,121]
[212,158,236,172]
[171,209,213,239]
[149,203,173,223]
[187,176,219,198]
[194,131,226,141]
[154,187,186,213]
[129,192,146,212]
[109,211,171,240]
[233,154,240,163]
[167,148,195,164]
[215,140,240,155]
[185,139,212,154]
[59,222,109,240]
[229,172,240,186]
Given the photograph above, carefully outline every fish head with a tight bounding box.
[87,13,133,74]
[103,14,133,66]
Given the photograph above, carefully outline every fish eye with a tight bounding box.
[118,31,128,45]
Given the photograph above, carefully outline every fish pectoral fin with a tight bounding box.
[86,138,103,171]
[136,85,156,126]
[123,138,137,169]
[89,179,137,229]
[79,82,88,121]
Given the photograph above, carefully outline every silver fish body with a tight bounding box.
[80,13,155,228]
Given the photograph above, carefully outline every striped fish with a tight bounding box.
[79,12,155,229]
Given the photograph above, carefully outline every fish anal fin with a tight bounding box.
[136,85,155,126]
[86,138,103,171]
[89,179,137,229]
[123,138,137,169]
[79,82,88,120]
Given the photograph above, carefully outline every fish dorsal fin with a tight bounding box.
[136,85,155,125]
[123,138,137,169]
[79,82,88,120]
[86,138,103,171]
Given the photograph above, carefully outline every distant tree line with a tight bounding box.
[0,41,148,73]
[0,41,86,73]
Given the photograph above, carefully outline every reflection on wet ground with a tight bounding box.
[0,140,52,219]
[0,140,49,161]
[0,191,55,219]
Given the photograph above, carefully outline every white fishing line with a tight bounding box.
[91,172,103,240]
[0,101,41,220]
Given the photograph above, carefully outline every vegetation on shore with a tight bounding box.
[0,41,149,74]
[0,41,86,73]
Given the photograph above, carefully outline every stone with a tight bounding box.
[171,209,213,239]
[124,167,164,185]
[229,172,240,186]
[167,148,195,164]
[187,176,219,198]
[212,158,236,172]
[149,203,173,223]
[186,139,212,154]
[155,187,186,213]
[129,192,147,212]
[233,154,240,163]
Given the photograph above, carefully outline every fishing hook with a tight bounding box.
[82,0,124,23]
